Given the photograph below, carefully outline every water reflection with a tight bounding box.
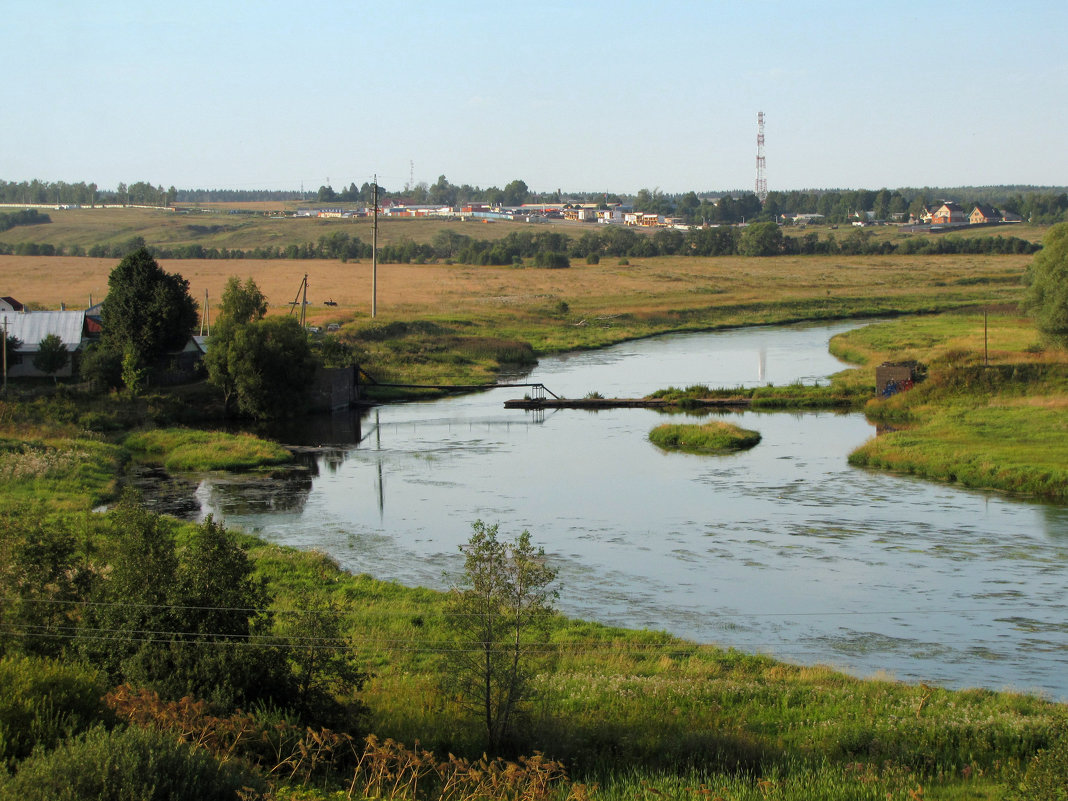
[193,454,317,517]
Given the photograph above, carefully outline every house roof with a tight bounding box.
[0,310,86,352]
[972,204,1000,218]
[1,296,24,311]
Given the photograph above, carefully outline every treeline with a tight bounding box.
[0,179,176,207]
[0,208,49,232]
[0,224,1041,264]
[6,176,1068,225]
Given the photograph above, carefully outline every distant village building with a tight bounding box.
[0,296,24,313]
[0,309,89,378]
[930,202,966,225]
[969,204,1002,225]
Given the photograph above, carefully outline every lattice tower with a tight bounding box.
[755,111,768,203]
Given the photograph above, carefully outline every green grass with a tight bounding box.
[829,314,1068,499]
[122,427,293,471]
[648,381,871,410]
[239,538,1064,800]
[0,435,124,510]
[649,420,762,454]
[849,363,1068,499]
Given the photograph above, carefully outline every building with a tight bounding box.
[930,202,966,225]
[970,204,1002,225]
[0,296,24,312]
[0,309,89,378]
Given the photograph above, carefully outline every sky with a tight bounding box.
[3,1,1067,195]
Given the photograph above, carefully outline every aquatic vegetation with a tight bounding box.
[649,420,761,454]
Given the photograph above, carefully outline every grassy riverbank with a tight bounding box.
[123,427,293,471]
[830,313,1068,500]
[250,540,1065,800]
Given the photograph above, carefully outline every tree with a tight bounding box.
[100,248,198,364]
[80,496,290,710]
[441,521,558,752]
[219,276,268,324]
[0,510,83,658]
[120,345,147,396]
[3,331,21,374]
[502,179,529,207]
[1026,222,1068,347]
[32,333,68,382]
[275,588,370,727]
[206,315,316,419]
[738,221,784,257]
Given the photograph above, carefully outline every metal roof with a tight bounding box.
[0,311,86,352]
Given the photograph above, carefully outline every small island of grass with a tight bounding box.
[123,427,293,472]
[649,420,761,454]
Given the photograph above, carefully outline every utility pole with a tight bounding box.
[2,317,7,394]
[984,307,989,367]
[372,175,378,318]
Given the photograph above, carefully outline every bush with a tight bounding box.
[1007,722,1068,800]
[0,656,110,769]
[0,725,266,800]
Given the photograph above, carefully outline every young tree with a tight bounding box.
[0,510,83,658]
[441,521,558,752]
[32,333,68,382]
[275,588,370,727]
[100,247,198,363]
[3,332,20,374]
[219,276,268,324]
[1026,222,1068,347]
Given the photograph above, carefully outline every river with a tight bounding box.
[176,321,1068,699]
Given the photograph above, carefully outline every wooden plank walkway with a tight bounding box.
[504,397,752,410]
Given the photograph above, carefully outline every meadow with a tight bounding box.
[1,211,1066,798]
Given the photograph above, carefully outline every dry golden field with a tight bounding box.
[2,251,1031,335]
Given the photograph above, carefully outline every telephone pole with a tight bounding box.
[372,175,378,318]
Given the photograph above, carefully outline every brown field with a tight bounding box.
[2,251,1032,338]
[0,207,564,251]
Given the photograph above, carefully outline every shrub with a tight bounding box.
[0,656,110,769]
[1007,722,1068,800]
[0,724,266,800]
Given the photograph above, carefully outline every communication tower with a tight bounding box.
[755,111,768,204]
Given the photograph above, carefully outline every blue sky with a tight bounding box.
[4,1,1066,194]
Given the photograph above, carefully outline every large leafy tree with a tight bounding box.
[1026,222,1068,347]
[100,248,198,363]
[206,315,315,419]
[441,521,558,753]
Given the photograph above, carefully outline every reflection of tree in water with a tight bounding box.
[199,455,317,516]
[125,465,202,521]
[245,409,367,449]
[1039,502,1068,540]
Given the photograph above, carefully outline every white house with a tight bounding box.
[1,310,88,378]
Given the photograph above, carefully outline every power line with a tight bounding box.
[2,595,1059,621]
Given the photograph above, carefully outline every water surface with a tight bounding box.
[189,322,1068,699]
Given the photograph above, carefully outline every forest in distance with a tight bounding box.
[3,176,1068,225]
